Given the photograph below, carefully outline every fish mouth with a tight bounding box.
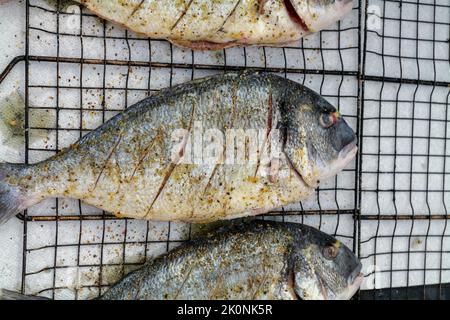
[339,137,358,160]
[337,272,364,300]
[335,263,364,300]
[283,0,310,32]
[348,261,363,286]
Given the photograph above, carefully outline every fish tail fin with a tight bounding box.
[0,289,49,300]
[0,163,30,225]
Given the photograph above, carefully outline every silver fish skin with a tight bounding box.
[0,222,363,300]
[99,221,363,300]
[74,0,353,50]
[0,71,357,225]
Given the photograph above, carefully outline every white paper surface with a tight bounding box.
[0,0,448,298]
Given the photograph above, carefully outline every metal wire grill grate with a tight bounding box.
[0,0,447,299]
[359,0,450,299]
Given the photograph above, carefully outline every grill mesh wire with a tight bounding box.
[360,0,449,298]
[2,0,447,299]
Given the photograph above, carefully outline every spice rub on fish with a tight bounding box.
[74,0,354,50]
[1,221,364,300]
[0,71,357,225]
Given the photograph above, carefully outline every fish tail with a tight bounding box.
[0,163,30,225]
[0,289,49,300]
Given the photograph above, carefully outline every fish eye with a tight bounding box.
[322,245,339,260]
[319,112,337,129]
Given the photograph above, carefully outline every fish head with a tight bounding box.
[292,225,363,300]
[283,89,357,188]
[286,0,354,33]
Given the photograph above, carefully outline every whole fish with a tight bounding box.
[0,221,363,300]
[0,71,357,225]
[75,0,353,50]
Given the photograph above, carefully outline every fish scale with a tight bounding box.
[0,71,357,225]
[99,221,297,300]
[96,221,362,300]
[0,221,363,300]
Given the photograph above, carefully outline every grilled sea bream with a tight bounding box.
[0,71,357,225]
[1,221,364,300]
[74,0,353,50]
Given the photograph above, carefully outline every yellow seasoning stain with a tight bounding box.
[0,92,55,154]
[246,176,259,183]
[333,240,341,248]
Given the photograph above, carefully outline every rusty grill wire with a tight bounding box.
[0,0,447,299]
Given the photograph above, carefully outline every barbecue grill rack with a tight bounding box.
[0,0,448,299]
